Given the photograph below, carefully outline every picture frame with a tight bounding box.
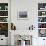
[17,10,28,20]
[38,29,46,37]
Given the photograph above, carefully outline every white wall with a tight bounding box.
[11,0,46,46]
[11,0,38,30]
[11,0,46,30]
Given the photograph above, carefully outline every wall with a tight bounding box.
[11,0,46,46]
[11,0,46,30]
[11,0,38,30]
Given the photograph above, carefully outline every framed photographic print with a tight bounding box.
[17,11,28,20]
[38,29,46,37]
